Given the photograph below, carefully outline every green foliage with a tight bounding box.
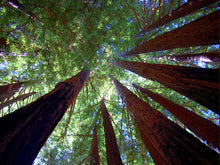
[0,0,219,164]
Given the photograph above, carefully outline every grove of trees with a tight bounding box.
[0,0,219,164]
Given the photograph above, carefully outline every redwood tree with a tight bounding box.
[133,84,219,149]
[110,76,219,165]
[115,60,219,114]
[139,0,218,35]
[120,10,219,57]
[89,126,100,165]
[100,100,123,165]
[5,0,38,21]
[0,81,22,96]
[0,70,90,165]
[0,81,23,101]
[0,38,8,49]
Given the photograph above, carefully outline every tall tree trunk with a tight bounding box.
[0,81,22,95]
[0,91,36,110]
[115,60,219,114]
[0,38,8,49]
[5,0,38,21]
[133,84,219,149]
[0,82,23,101]
[0,91,15,102]
[166,52,220,63]
[139,0,218,35]
[89,126,100,165]
[0,70,90,165]
[100,100,123,165]
[120,10,219,57]
[110,76,219,165]
[5,0,27,12]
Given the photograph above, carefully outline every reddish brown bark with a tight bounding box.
[133,84,219,149]
[0,82,22,96]
[0,91,36,109]
[0,82,23,101]
[122,10,219,57]
[115,60,219,114]
[139,0,218,35]
[110,76,219,165]
[0,70,90,165]
[167,52,220,63]
[100,100,123,165]
[89,126,100,165]
[0,92,15,102]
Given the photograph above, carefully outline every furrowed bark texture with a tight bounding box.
[115,60,219,114]
[0,70,90,165]
[100,101,123,165]
[110,76,219,165]
[89,126,100,165]
[126,10,219,56]
[0,92,36,109]
[139,0,218,34]
[167,52,220,63]
[133,84,219,149]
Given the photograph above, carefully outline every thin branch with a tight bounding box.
[61,102,76,140]
[124,0,142,30]
[135,55,144,63]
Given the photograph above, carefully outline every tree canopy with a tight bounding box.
[0,0,219,164]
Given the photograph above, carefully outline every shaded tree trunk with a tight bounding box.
[100,100,123,165]
[0,92,15,102]
[89,126,100,165]
[110,76,219,165]
[0,82,23,101]
[5,0,27,11]
[5,0,39,21]
[0,38,8,49]
[120,10,219,57]
[115,60,219,114]
[139,0,218,35]
[0,81,22,95]
[0,91,36,110]
[133,84,219,149]
[0,70,90,165]
[166,52,220,63]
